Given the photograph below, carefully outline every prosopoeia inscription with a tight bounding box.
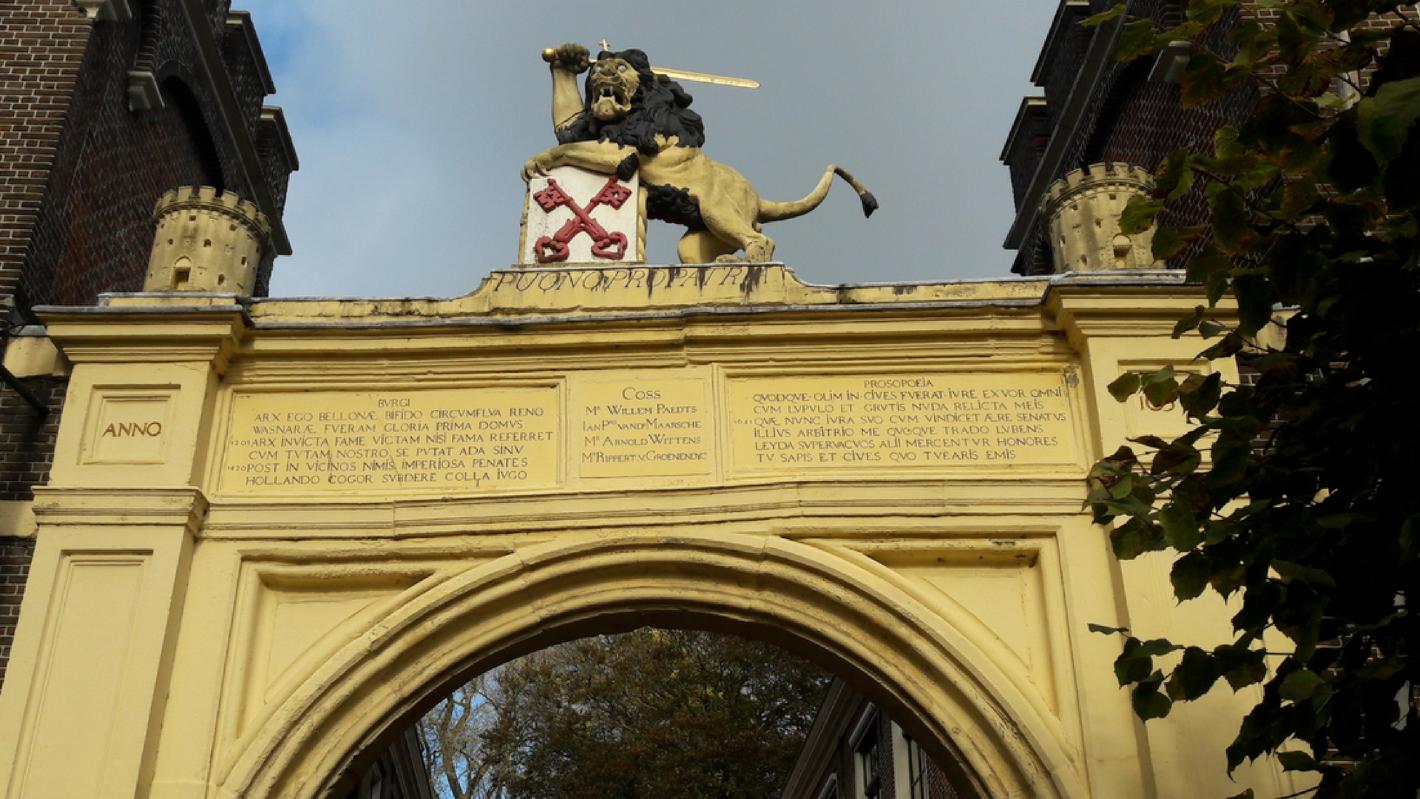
[219,386,560,495]
[728,372,1080,473]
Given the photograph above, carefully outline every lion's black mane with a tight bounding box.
[556,49,706,154]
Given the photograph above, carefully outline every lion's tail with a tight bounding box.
[757,165,879,223]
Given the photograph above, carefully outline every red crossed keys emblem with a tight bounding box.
[532,176,634,263]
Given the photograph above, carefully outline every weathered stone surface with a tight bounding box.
[0,270,1295,799]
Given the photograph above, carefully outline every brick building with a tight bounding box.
[1000,0,1413,275]
[780,680,968,799]
[0,0,296,690]
[1001,0,1259,275]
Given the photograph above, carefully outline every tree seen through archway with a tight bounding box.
[413,628,832,799]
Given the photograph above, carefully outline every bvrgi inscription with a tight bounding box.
[221,387,560,494]
[729,373,1077,471]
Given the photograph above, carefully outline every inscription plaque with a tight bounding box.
[728,372,1079,473]
[577,377,713,478]
[83,388,177,465]
[219,386,560,495]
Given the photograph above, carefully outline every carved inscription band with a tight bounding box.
[217,371,1079,496]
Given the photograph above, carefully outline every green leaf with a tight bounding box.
[1402,515,1420,564]
[1178,372,1222,416]
[1172,305,1205,337]
[1209,187,1251,252]
[1198,319,1228,337]
[1108,372,1141,402]
[1155,150,1195,200]
[1181,53,1230,107]
[1160,503,1202,550]
[1116,19,1162,61]
[1114,636,1157,684]
[1170,551,1212,600]
[1279,669,1324,701]
[1231,273,1276,337]
[1142,366,1180,408]
[1110,518,1154,559]
[1187,0,1237,25]
[1166,646,1220,700]
[1277,750,1319,772]
[1138,638,1180,658]
[1357,76,1420,164]
[1279,178,1320,217]
[1153,225,1193,261]
[1151,442,1201,476]
[1129,435,1170,449]
[1088,623,1130,635]
[1081,2,1126,27]
[1109,473,1135,499]
[1120,195,1163,235]
[1132,680,1174,720]
[1272,560,1337,587]
[1220,647,1267,689]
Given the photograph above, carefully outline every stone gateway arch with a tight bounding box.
[0,257,1298,797]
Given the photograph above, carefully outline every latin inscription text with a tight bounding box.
[729,373,1077,470]
[579,378,713,477]
[220,387,559,494]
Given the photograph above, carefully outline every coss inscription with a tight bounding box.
[219,386,560,495]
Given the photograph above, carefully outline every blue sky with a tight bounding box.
[239,1,1057,297]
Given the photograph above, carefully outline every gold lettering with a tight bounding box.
[221,389,559,495]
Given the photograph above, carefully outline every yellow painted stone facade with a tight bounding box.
[0,264,1295,798]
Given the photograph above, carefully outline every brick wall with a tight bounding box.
[3,0,295,314]
[0,2,94,307]
[0,536,37,692]
[0,374,63,503]
[16,11,227,308]
[0,0,295,695]
[0,373,62,694]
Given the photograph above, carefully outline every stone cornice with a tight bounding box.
[1044,273,1238,350]
[31,486,209,534]
[35,305,248,373]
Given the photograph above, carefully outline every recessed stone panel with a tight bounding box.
[726,371,1082,476]
[81,388,177,465]
[218,385,561,496]
[575,373,714,479]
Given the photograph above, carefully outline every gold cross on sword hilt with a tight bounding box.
[542,42,760,90]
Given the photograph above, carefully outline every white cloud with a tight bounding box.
[240,0,1057,297]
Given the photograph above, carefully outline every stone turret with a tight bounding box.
[143,186,271,295]
[1041,163,1157,273]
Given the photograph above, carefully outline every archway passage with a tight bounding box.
[383,626,833,799]
[220,533,1077,799]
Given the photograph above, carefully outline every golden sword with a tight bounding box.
[542,43,760,90]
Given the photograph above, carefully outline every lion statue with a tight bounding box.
[523,44,877,264]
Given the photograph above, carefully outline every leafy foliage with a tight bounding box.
[417,629,830,799]
[1082,2,1420,796]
